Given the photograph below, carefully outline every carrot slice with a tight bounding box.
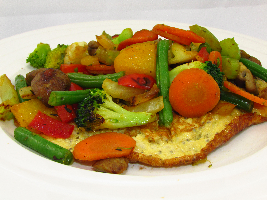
[152,24,205,44]
[224,81,267,106]
[86,64,115,75]
[169,68,220,118]
[73,132,136,161]
[152,29,192,45]
[209,51,223,71]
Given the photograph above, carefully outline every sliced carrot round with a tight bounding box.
[73,132,136,161]
[169,68,220,118]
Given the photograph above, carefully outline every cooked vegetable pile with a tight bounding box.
[1,23,267,174]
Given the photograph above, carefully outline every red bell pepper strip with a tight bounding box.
[60,64,88,74]
[69,82,83,91]
[55,104,76,123]
[117,29,158,51]
[28,111,74,139]
[152,24,205,45]
[86,64,115,75]
[118,73,156,90]
[208,51,223,71]
[196,47,210,63]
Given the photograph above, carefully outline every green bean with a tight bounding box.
[68,71,125,88]
[48,89,91,106]
[14,127,73,165]
[220,89,253,112]
[240,58,267,82]
[156,40,173,127]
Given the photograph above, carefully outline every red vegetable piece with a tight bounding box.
[117,29,158,51]
[69,82,83,91]
[60,64,87,74]
[55,105,76,123]
[196,47,209,63]
[28,111,74,139]
[118,73,156,90]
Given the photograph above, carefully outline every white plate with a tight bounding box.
[1,20,267,200]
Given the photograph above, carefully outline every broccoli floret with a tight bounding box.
[169,61,224,88]
[44,44,68,69]
[75,88,156,130]
[26,43,51,69]
[201,61,224,88]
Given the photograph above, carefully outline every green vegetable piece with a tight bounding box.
[95,46,120,65]
[14,127,73,165]
[68,71,125,88]
[156,39,173,127]
[48,89,92,106]
[221,56,240,79]
[220,89,253,112]
[75,88,156,130]
[169,61,202,84]
[102,31,113,40]
[15,74,28,103]
[198,43,212,53]
[240,58,267,82]
[220,38,241,60]
[0,74,20,120]
[112,28,133,44]
[44,44,68,69]
[189,24,221,52]
[26,43,51,69]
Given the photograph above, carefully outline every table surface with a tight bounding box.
[1,1,267,200]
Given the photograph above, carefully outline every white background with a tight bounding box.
[0,0,267,41]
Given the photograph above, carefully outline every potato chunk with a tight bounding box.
[0,74,19,120]
[168,42,197,64]
[114,41,157,78]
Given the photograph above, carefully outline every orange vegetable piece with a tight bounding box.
[73,132,136,161]
[209,51,223,71]
[224,81,267,106]
[152,24,205,45]
[169,68,220,118]
[86,64,115,75]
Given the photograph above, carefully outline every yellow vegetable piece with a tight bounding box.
[0,74,20,120]
[11,98,60,127]
[102,78,145,101]
[81,55,100,66]
[64,42,89,64]
[168,42,198,65]
[114,41,157,78]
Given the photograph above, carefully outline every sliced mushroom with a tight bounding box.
[235,62,259,95]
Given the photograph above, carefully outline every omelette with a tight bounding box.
[43,83,267,168]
